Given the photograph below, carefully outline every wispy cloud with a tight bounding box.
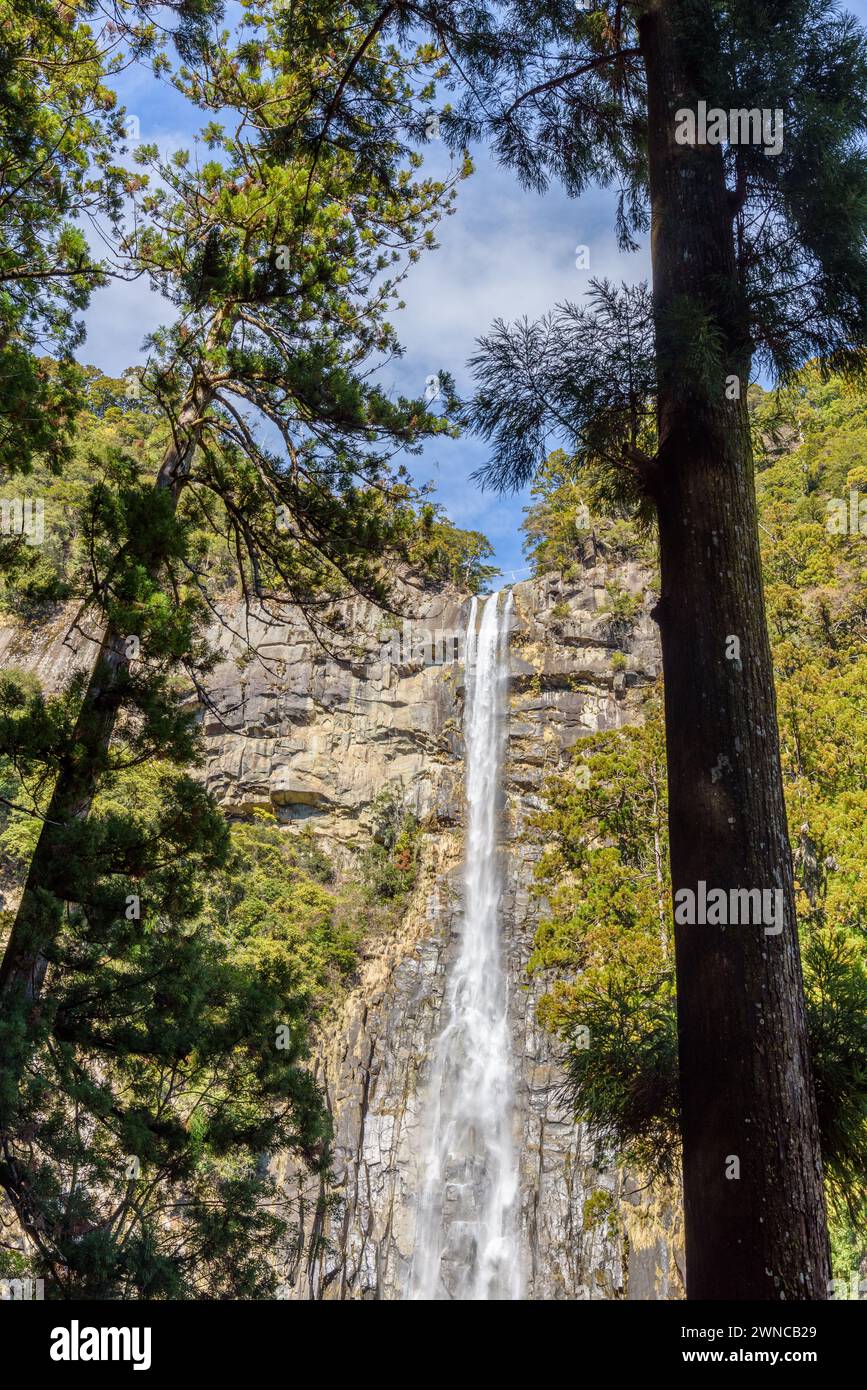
[387,148,650,573]
[80,126,651,576]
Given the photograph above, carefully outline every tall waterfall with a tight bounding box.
[410,589,522,1300]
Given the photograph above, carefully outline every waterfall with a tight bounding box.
[410,589,522,1300]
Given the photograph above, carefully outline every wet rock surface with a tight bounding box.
[201,562,680,1300]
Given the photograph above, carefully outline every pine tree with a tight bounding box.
[0,3,464,1159]
[0,402,373,1296]
[402,0,867,1297]
[0,0,123,478]
[0,1,223,479]
[526,378,867,1274]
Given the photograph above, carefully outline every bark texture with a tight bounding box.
[639,0,830,1299]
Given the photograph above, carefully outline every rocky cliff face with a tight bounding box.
[197,558,684,1300]
[0,557,685,1300]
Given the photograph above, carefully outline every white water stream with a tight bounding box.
[410,590,522,1300]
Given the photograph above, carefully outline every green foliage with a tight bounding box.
[599,580,643,635]
[359,787,422,906]
[467,282,658,505]
[0,755,364,1298]
[830,1208,865,1294]
[0,0,201,477]
[752,371,867,1239]
[582,1188,620,1240]
[522,449,654,582]
[0,2,127,475]
[803,930,867,1222]
[113,0,471,626]
[530,371,867,1247]
[0,643,417,1297]
[207,814,361,1001]
[0,398,334,1295]
[407,502,499,593]
[529,698,679,1183]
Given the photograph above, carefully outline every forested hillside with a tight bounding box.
[524,371,867,1289]
[1,0,866,1324]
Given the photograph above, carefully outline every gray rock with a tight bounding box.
[0,558,682,1300]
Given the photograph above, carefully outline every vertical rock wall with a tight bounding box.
[197,561,683,1299]
[0,559,685,1299]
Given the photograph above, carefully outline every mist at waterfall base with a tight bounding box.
[409,590,523,1301]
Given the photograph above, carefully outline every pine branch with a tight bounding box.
[503,49,642,119]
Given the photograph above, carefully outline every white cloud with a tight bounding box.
[383,149,651,574]
[78,140,650,575]
[392,148,650,395]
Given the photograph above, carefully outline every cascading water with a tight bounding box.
[409,589,522,1301]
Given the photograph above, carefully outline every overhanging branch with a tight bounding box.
[504,49,642,119]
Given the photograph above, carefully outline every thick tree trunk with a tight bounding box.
[0,376,212,1122]
[639,1,830,1298]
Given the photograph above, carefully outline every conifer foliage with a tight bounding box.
[0,1,463,1296]
[402,0,867,1297]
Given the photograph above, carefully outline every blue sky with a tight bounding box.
[81,2,867,579]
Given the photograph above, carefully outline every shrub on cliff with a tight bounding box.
[359,788,422,907]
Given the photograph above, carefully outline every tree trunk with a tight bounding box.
[0,375,212,1122]
[638,0,830,1299]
